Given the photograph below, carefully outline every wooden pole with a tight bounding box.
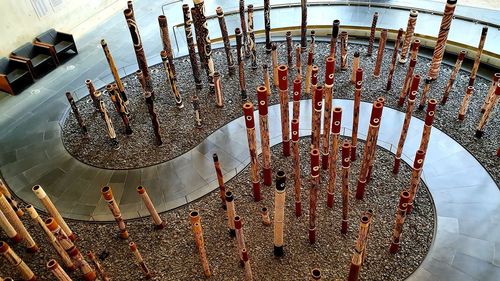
[458,86,474,121]
[479,73,499,112]
[161,50,183,108]
[467,26,488,87]
[239,0,250,57]
[286,31,293,68]
[311,85,323,150]
[242,248,253,281]
[65,92,87,134]
[341,141,351,234]
[340,31,349,70]
[418,76,433,110]
[293,78,302,120]
[234,216,247,265]
[291,118,302,217]
[309,148,320,243]
[300,0,307,52]
[129,242,152,279]
[100,40,128,104]
[0,179,23,217]
[212,153,226,209]
[322,56,336,170]
[476,83,500,138]
[329,19,340,58]
[257,86,272,186]
[225,191,236,237]
[137,185,165,229]
[406,150,426,214]
[366,12,379,56]
[398,10,418,63]
[261,207,271,226]
[236,28,248,101]
[0,209,22,245]
[243,102,261,201]
[87,251,111,281]
[310,268,322,280]
[216,6,235,75]
[441,50,466,104]
[47,259,72,281]
[0,241,36,281]
[386,29,404,91]
[398,40,420,106]
[351,68,363,161]
[247,4,257,69]
[347,211,373,281]
[264,0,271,52]
[136,70,163,146]
[272,43,279,87]
[182,4,203,89]
[327,107,342,208]
[189,211,211,277]
[373,29,387,77]
[158,15,176,76]
[273,171,287,256]
[389,190,411,253]
[214,71,223,107]
[101,186,129,239]
[278,65,291,157]
[393,89,418,174]
[351,51,360,83]
[0,194,38,252]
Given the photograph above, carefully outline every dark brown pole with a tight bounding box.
[366,12,379,56]
[286,31,293,67]
[418,76,433,110]
[161,50,183,108]
[398,40,421,106]
[158,15,176,76]
[468,26,488,87]
[136,70,162,146]
[65,92,87,134]
[309,148,320,244]
[100,40,128,104]
[243,102,261,201]
[239,0,250,57]
[295,44,302,79]
[236,28,248,101]
[212,153,226,209]
[300,0,307,52]
[248,5,257,69]
[216,6,235,75]
[107,84,132,135]
[190,7,207,69]
[441,50,466,104]
[264,0,271,52]
[373,29,387,77]
[327,107,342,208]
[257,86,272,186]
[193,0,215,93]
[389,190,411,253]
[272,43,278,86]
[291,119,302,217]
[351,68,363,161]
[85,79,100,110]
[278,65,291,157]
[263,64,271,96]
[329,19,340,58]
[182,5,203,89]
[386,29,404,91]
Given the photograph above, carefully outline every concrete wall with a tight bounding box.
[0,0,122,56]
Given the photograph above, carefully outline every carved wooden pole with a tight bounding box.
[242,248,253,281]
[419,99,437,154]
[26,205,75,271]
[0,209,22,245]
[100,40,128,104]
[124,8,154,99]
[310,268,322,280]
[406,150,426,214]
[305,38,314,95]
[393,89,418,174]
[191,7,206,69]
[278,65,291,157]
[389,190,411,253]
[286,31,293,67]
[341,141,351,234]
[398,40,421,106]
[182,4,203,89]
[234,216,247,265]
[137,185,165,229]
[45,218,96,281]
[272,43,278,87]
[248,4,257,69]
[158,15,176,76]
[257,86,272,186]
[189,211,211,277]
[300,0,307,52]
[87,251,110,281]
[273,171,286,257]
[418,76,433,110]
[161,50,183,108]
[216,6,235,75]
[212,153,226,209]
[101,186,129,239]
[32,185,75,241]
[193,0,215,93]
[367,12,379,56]
[85,79,100,110]
[351,68,363,161]
[107,84,132,135]
[311,85,323,150]
[263,64,271,96]
[47,259,72,281]
[373,29,387,77]
[327,107,342,208]
[243,102,261,201]
[309,148,320,244]
[475,83,499,138]
[129,242,152,279]
[136,70,162,146]
[468,26,488,87]
[0,241,36,281]
[322,56,335,169]
[351,51,360,83]
[225,191,236,237]
[0,179,23,217]
[236,28,248,101]
[192,95,202,128]
[480,73,500,112]
[239,0,249,57]
[296,44,302,79]
[291,119,302,217]
[398,10,418,63]
[98,96,118,147]
[386,29,404,91]
[355,100,384,200]
[0,194,38,252]
[340,31,348,70]
[330,19,340,58]
[65,92,87,134]
[366,97,385,182]
[264,0,271,52]
[428,0,457,80]
[293,78,302,120]
[458,86,474,121]
[441,50,466,104]
[214,71,223,107]
[261,207,271,226]
[347,211,373,281]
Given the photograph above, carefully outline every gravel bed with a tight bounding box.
[0,137,434,280]
[61,42,499,186]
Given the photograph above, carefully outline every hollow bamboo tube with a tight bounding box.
[310,268,322,280]
[293,78,302,120]
[0,180,23,217]
[87,251,110,281]
[193,0,215,93]
[418,76,433,110]
[311,85,323,150]
[305,42,314,95]
[136,70,162,146]
[0,194,37,252]
[47,259,72,281]
[189,211,211,277]
[101,186,128,239]
[137,185,165,229]
[107,84,132,135]
[398,10,418,63]
[100,40,128,103]
[261,207,271,226]
[351,52,360,83]
[158,16,175,77]
[239,0,249,57]
[340,31,348,70]
[386,29,404,91]
[427,0,457,80]
[373,29,387,77]
[242,248,253,281]
[212,153,226,209]
[272,43,278,87]
[236,28,248,101]
[26,205,75,271]
[309,149,320,243]
[0,209,22,244]
[296,44,302,79]
[458,86,474,121]
[393,89,418,174]
[243,102,261,201]
[257,85,272,186]
[351,68,363,161]
[398,39,420,106]
[85,79,100,110]
[286,31,293,67]
[327,108,342,208]
[406,150,426,214]
[367,12,379,56]
[182,4,202,89]
[263,64,271,97]
[476,83,500,138]
[322,56,336,170]
[192,95,202,128]
[99,94,119,147]
[225,191,236,237]
[419,99,437,154]
[347,212,372,281]
[366,97,385,182]
[480,73,500,112]
[278,65,291,157]
[468,26,488,87]
[161,50,183,108]
[45,218,96,281]
[216,6,235,75]
[65,92,87,134]
[264,0,271,52]
[341,141,352,234]
[248,5,257,69]
[441,50,466,104]
[355,101,384,200]
[124,8,154,99]
[234,216,247,265]
[300,0,307,52]
[0,241,36,281]
[191,7,206,69]
[389,190,411,253]
[214,71,223,107]
[329,19,340,58]
[291,119,302,217]
[273,171,286,256]
[129,242,152,279]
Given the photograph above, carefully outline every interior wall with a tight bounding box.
[0,0,121,57]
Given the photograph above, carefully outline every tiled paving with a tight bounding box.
[0,1,499,280]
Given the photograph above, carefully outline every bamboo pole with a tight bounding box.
[351,68,363,161]
[419,99,437,153]
[286,31,293,67]
[398,40,420,106]
[480,73,499,112]
[216,6,235,75]
[309,148,320,243]
[129,242,152,279]
[310,268,322,280]
[242,248,253,281]
[47,259,72,281]
[418,76,433,110]
[87,251,111,281]
[236,28,248,101]
[263,64,271,96]
[351,51,360,83]
[182,4,203,89]
[373,29,387,77]
[192,95,202,128]
[393,89,418,174]
[341,141,351,234]
[272,43,278,87]
[264,0,271,52]
[0,179,23,217]
[0,209,22,244]
[366,97,385,182]
[107,84,132,135]
[214,71,223,107]
[322,56,335,170]
[0,194,38,252]
[0,241,36,281]
[137,185,165,229]
[340,31,348,70]
[406,150,426,214]
[100,40,128,104]
[398,10,418,63]
[85,79,100,110]
[273,171,287,256]
[189,211,211,277]
[98,96,118,148]
[305,39,314,95]
[458,86,474,121]
[330,19,340,58]
[366,12,379,56]
[278,65,291,157]
[136,70,163,146]
[291,118,302,217]
[225,191,236,237]
[386,29,404,91]
[389,190,411,253]
[193,0,215,93]
[234,216,247,265]
[65,92,87,134]
[257,85,272,186]
[347,211,372,281]
[441,50,466,104]
[327,107,342,208]
[293,78,302,120]
[243,102,261,201]
[468,26,488,87]
[32,185,73,241]
[212,153,226,209]
[311,85,323,150]
[161,50,183,108]
[476,83,500,138]
[101,186,129,239]
[300,0,307,52]
[296,44,302,79]
[158,15,175,76]
[248,4,257,69]
[261,207,271,226]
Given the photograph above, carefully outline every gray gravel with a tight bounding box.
[0,137,434,280]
